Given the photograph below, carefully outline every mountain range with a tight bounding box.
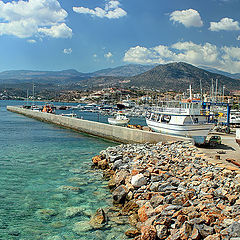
[1,62,240,92]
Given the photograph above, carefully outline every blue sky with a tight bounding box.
[0,0,240,73]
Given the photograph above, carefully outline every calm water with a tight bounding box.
[0,100,129,240]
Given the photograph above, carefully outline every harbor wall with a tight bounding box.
[7,106,190,144]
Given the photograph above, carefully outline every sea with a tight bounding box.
[0,100,144,240]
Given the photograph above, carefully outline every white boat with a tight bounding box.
[230,114,240,125]
[32,106,41,112]
[236,128,240,146]
[61,113,77,118]
[146,101,214,145]
[108,112,130,126]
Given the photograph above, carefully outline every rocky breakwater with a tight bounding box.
[92,141,240,240]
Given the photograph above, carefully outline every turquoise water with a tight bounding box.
[0,101,129,240]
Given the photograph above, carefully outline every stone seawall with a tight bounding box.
[92,141,240,239]
[7,106,189,144]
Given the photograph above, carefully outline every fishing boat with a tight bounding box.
[108,112,130,126]
[146,101,214,145]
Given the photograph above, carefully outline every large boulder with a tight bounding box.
[156,225,168,239]
[112,185,128,204]
[138,202,154,223]
[140,225,157,240]
[92,155,102,165]
[131,174,147,188]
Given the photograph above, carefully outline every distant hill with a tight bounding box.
[0,69,87,84]
[0,64,155,85]
[127,62,240,92]
[1,62,240,93]
[200,66,240,80]
[91,64,156,77]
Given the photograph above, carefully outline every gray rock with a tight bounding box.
[112,185,127,204]
[156,224,168,239]
[227,222,240,237]
[113,160,124,170]
[109,154,122,163]
[197,224,214,238]
[131,174,147,188]
[151,174,162,182]
[158,183,177,192]
[164,205,181,211]
[150,182,160,191]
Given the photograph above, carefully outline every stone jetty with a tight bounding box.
[92,141,240,240]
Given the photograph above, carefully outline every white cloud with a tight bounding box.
[104,52,113,58]
[63,48,72,54]
[73,1,127,19]
[237,36,240,41]
[123,42,240,73]
[209,18,240,31]
[93,54,98,58]
[170,9,203,28]
[38,23,72,38]
[27,39,36,43]
[0,0,72,39]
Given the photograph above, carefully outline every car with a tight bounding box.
[209,135,222,146]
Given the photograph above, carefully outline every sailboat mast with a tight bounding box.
[189,85,192,100]
[215,79,218,102]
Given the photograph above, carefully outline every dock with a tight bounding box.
[7,106,189,144]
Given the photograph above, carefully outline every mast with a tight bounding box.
[215,79,218,102]
[32,83,35,105]
[222,85,225,102]
[211,79,214,102]
[27,89,29,105]
[189,85,192,100]
[200,79,203,101]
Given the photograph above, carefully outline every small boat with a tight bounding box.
[31,105,41,112]
[236,128,240,146]
[61,113,77,118]
[108,112,130,126]
[146,101,214,145]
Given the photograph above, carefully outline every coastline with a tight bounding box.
[92,140,240,239]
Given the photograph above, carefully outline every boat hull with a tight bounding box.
[108,118,129,126]
[146,119,214,144]
[236,129,240,146]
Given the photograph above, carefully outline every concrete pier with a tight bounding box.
[7,106,190,144]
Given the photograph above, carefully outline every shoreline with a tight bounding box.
[92,140,240,239]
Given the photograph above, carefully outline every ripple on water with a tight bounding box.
[0,101,130,240]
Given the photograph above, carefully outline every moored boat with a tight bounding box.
[61,113,77,118]
[230,114,240,125]
[146,102,214,145]
[108,112,130,126]
[236,128,240,146]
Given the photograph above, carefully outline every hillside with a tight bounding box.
[0,69,88,84]
[0,64,155,84]
[200,66,240,80]
[1,62,240,93]
[91,64,156,77]
[128,62,240,91]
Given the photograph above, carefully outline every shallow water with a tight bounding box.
[0,100,129,240]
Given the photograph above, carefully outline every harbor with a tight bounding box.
[7,102,240,165]
[2,0,240,239]
[7,105,188,144]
